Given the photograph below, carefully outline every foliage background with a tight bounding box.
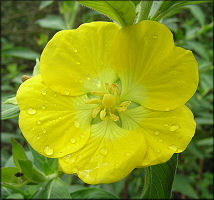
[1,1,213,199]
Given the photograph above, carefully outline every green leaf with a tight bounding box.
[32,58,40,76]
[33,177,71,199]
[136,1,153,22]
[195,117,213,125]
[1,167,26,187]
[197,137,213,146]
[1,101,20,120]
[28,145,58,175]
[3,96,17,105]
[18,160,47,183]
[70,187,119,199]
[2,47,40,60]
[6,193,24,199]
[36,15,66,30]
[39,0,54,10]
[11,138,28,169]
[141,154,178,199]
[78,1,136,27]
[186,5,205,26]
[173,175,198,198]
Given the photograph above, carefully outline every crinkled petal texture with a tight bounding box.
[16,75,96,158]
[58,117,146,184]
[40,22,120,96]
[111,20,199,111]
[119,105,196,167]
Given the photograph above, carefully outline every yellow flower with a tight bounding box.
[16,21,198,184]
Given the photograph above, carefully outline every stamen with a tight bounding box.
[91,91,105,96]
[92,106,102,118]
[109,113,119,121]
[116,106,127,112]
[100,109,106,121]
[85,98,100,104]
[105,83,111,93]
[111,83,119,95]
[120,101,131,107]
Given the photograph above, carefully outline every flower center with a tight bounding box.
[85,82,131,121]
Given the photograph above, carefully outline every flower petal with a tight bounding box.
[119,105,196,167]
[111,20,198,111]
[16,75,95,158]
[58,117,146,184]
[40,22,120,96]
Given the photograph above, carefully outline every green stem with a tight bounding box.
[2,182,29,196]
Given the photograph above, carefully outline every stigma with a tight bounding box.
[85,82,131,121]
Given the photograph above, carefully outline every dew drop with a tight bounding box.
[74,121,80,128]
[168,145,177,151]
[42,128,46,133]
[59,117,62,120]
[36,120,41,125]
[41,105,46,110]
[164,123,169,127]
[76,62,80,65]
[158,138,163,143]
[37,135,40,140]
[44,146,53,155]
[41,90,47,95]
[64,90,70,95]
[165,107,170,111]
[53,93,57,97]
[64,154,71,160]
[102,162,108,166]
[125,152,131,156]
[70,138,76,144]
[80,134,85,138]
[74,49,77,53]
[100,147,107,155]
[154,130,160,136]
[169,124,179,132]
[153,34,158,39]
[156,149,161,153]
[28,108,36,115]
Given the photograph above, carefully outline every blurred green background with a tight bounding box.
[1,1,213,199]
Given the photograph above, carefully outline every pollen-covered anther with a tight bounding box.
[92,106,102,118]
[91,91,105,96]
[109,112,119,121]
[100,109,106,121]
[111,83,119,95]
[116,101,131,112]
[85,98,101,104]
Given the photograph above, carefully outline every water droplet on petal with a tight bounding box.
[168,145,177,151]
[158,138,163,143]
[125,152,131,156]
[44,146,53,155]
[169,125,179,131]
[36,120,41,125]
[165,107,170,111]
[76,62,80,65]
[156,149,161,153]
[59,117,62,120]
[153,34,158,39]
[28,108,36,115]
[164,123,169,127]
[41,105,46,110]
[102,162,108,166]
[64,154,71,160]
[73,48,77,53]
[42,128,46,133]
[80,134,85,138]
[74,121,80,128]
[100,147,107,155]
[70,138,76,144]
[37,135,40,140]
[65,90,70,95]
[41,90,46,95]
[53,93,57,97]
[154,130,160,136]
